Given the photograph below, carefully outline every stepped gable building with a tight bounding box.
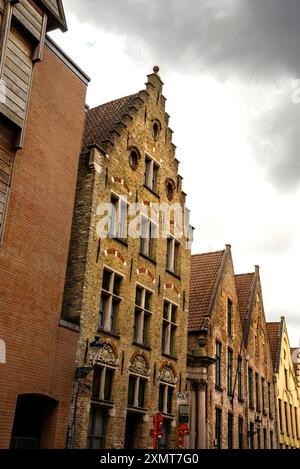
[235,266,276,449]
[266,318,300,449]
[0,0,89,449]
[292,346,300,382]
[62,68,192,449]
[187,246,276,449]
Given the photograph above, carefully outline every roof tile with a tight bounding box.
[266,322,281,371]
[235,273,255,330]
[188,250,225,332]
[83,94,140,150]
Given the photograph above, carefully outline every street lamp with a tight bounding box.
[75,336,102,379]
[189,326,215,449]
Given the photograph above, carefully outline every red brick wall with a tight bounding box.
[0,45,87,448]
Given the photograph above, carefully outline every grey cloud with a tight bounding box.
[63,0,300,79]
[63,0,300,192]
[249,90,300,192]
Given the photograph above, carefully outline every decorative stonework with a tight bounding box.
[104,248,127,267]
[137,267,156,284]
[159,365,177,385]
[111,176,132,196]
[129,354,149,377]
[78,382,92,397]
[164,283,181,298]
[95,343,117,367]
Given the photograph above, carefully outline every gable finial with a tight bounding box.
[153,65,160,74]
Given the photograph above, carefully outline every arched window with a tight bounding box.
[92,343,117,402]
[88,344,118,449]
[158,365,177,415]
[128,354,149,409]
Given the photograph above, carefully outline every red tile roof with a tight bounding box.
[83,94,140,150]
[235,273,255,330]
[266,322,281,372]
[188,250,225,332]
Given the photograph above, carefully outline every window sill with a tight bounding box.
[227,392,233,398]
[91,399,114,408]
[162,352,178,361]
[238,397,244,403]
[97,328,121,339]
[114,237,128,247]
[161,413,175,420]
[143,184,160,199]
[132,341,152,351]
[166,269,181,280]
[127,406,147,415]
[215,385,223,393]
[262,410,267,417]
[59,319,80,332]
[139,252,157,265]
[249,404,255,410]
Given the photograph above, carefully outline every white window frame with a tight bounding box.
[144,154,160,192]
[166,235,181,274]
[140,215,158,259]
[100,268,123,332]
[92,364,115,402]
[159,381,175,415]
[128,372,149,409]
[109,192,129,239]
[162,300,178,356]
[134,284,153,345]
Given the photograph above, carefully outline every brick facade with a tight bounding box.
[267,319,300,449]
[187,246,276,449]
[62,69,192,449]
[0,41,88,448]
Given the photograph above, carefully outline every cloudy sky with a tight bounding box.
[51,0,300,347]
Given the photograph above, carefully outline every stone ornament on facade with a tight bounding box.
[159,365,177,385]
[104,248,127,267]
[137,267,156,284]
[78,381,92,397]
[164,283,181,298]
[95,343,118,367]
[129,354,149,377]
[111,176,132,196]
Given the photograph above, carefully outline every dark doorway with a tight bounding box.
[125,412,144,449]
[158,420,170,449]
[10,394,57,449]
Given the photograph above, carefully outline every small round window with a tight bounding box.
[166,179,176,201]
[152,121,160,140]
[129,149,140,171]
